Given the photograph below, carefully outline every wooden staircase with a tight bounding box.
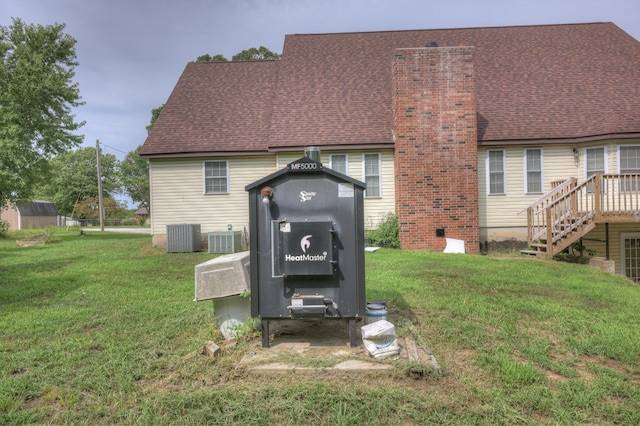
[521,174,640,257]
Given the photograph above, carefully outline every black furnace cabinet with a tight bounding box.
[245,155,366,347]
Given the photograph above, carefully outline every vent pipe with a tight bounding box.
[304,146,321,162]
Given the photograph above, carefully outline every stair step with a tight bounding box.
[530,243,547,248]
[520,249,546,256]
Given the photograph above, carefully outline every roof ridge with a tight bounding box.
[285,22,612,38]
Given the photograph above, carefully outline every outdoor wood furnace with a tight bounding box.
[246,151,366,347]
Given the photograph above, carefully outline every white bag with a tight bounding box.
[361,320,400,358]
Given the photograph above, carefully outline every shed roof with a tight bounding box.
[141,22,640,158]
[17,201,58,216]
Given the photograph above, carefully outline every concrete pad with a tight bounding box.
[266,318,358,348]
[234,319,442,377]
[333,360,394,371]
[245,359,394,375]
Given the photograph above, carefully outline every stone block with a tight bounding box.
[589,257,615,274]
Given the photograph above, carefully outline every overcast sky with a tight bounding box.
[2,0,639,204]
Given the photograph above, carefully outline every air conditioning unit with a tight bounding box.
[166,224,201,252]
[208,231,242,254]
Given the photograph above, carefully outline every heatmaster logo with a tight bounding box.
[300,235,312,253]
[285,234,328,262]
[285,253,328,262]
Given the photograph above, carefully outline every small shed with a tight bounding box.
[134,207,149,226]
[1,201,59,230]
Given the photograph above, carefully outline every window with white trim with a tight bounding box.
[585,147,606,193]
[330,154,348,175]
[619,145,640,192]
[363,153,381,198]
[487,150,505,195]
[621,233,640,282]
[585,147,606,178]
[203,160,229,194]
[525,148,543,194]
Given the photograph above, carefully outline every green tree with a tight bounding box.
[74,196,127,224]
[0,18,84,207]
[195,53,227,62]
[232,46,281,61]
[35,147,119,216]
[145,104,164,133]
[120,145,149,211]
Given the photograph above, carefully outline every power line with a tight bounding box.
[99,142,128,155]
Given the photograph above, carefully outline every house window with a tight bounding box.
[525,148,543,194]
[330,154,348,175]
[203,160,229,194]
[621,233,640,283]
[487,150,505,195]
[619,146,640,192]
[363,153,381,198]
[585,147,606,178]
[585,147,606,193]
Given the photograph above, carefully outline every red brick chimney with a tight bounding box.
[392,46,479,253]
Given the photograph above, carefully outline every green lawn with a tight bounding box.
[1,229,639,425]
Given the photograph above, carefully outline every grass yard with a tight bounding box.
[1,228,640,425]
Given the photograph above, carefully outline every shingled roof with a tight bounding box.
[17,201,58,216]
[141,22,640,158]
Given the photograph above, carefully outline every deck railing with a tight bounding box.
[598,174,640,221]
[524,174,640,256]
[523,177,576,244]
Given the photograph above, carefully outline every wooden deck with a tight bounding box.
[522,174,640,257]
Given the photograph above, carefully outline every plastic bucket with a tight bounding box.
[365,302,388,324]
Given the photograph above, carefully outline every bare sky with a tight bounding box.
[2,0,639,178]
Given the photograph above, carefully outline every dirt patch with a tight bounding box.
[16,233,60,247]
[545,370,567,382]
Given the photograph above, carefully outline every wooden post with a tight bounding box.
[527,207,533,243]
[546,207,553,257]
[96,140,104,232]
[594,174,602,222]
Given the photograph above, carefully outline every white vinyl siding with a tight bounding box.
[479,144,580,232]
[487,150,505,195]
[149,156,275,236]
[203,160,229,194]
[479,141,639,236]
[524,148,543,194]
[150,150,396,237]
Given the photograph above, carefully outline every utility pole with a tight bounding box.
[96,139,105,232]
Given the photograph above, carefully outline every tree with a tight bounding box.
[196,53,227,62]
[34,147,119,216]
[145,104,164,133]
[0,18,84,208]
[119,145,149,211]
[74,196,127,224]
[232,46,281,61]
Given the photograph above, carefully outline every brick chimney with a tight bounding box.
[392,46,479,253]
